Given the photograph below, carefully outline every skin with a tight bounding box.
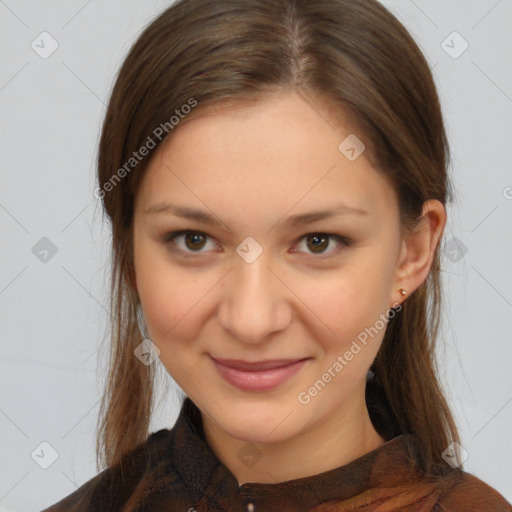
[132,90,446,485]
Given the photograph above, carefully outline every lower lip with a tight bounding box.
[211,357,309,392]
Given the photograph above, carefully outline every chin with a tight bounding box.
[207,396,303,442]
[224,419,299,445]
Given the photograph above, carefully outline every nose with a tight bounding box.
[217,250,292,344]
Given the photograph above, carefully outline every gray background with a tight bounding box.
[0,1,511,510]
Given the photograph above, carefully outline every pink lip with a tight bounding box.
[211,356,309,392]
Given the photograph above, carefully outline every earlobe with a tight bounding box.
[389,240,409,308]
[390,199,446,307]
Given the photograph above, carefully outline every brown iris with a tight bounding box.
[184,232,207,251]
[306,234,329,253]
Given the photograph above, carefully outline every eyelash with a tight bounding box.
[162,230,352,259]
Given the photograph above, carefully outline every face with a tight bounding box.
[132,90,404,444]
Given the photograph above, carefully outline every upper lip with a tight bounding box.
[211,356,309,371]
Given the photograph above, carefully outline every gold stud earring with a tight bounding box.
[399,288,407,296]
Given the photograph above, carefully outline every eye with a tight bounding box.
[163,230,218,254]
[291,232,351,257]
[163,230,351,257]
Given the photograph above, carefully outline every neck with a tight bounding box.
[200,387,387,485]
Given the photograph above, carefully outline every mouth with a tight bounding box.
[210,356,310,392]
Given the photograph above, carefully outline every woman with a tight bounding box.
[42,0,511,510]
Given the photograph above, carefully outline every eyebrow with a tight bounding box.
[144,201,369,227]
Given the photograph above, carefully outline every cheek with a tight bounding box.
[137,271,211,390]
[137,271,200,341]
[291,259,393,354]
[134,241,190,340]
[134,244,220,348]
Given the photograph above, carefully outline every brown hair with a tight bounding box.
[95,0,460,477]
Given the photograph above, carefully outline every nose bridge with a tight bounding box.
[218,247,290,343]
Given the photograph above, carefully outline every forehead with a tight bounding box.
[136,91,398,224]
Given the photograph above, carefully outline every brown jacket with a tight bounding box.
[42,397,511,511]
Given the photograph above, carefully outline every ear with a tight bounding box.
[390,199,446,308]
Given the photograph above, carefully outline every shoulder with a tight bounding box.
[40,428,175,512]
[435,469,512,511]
